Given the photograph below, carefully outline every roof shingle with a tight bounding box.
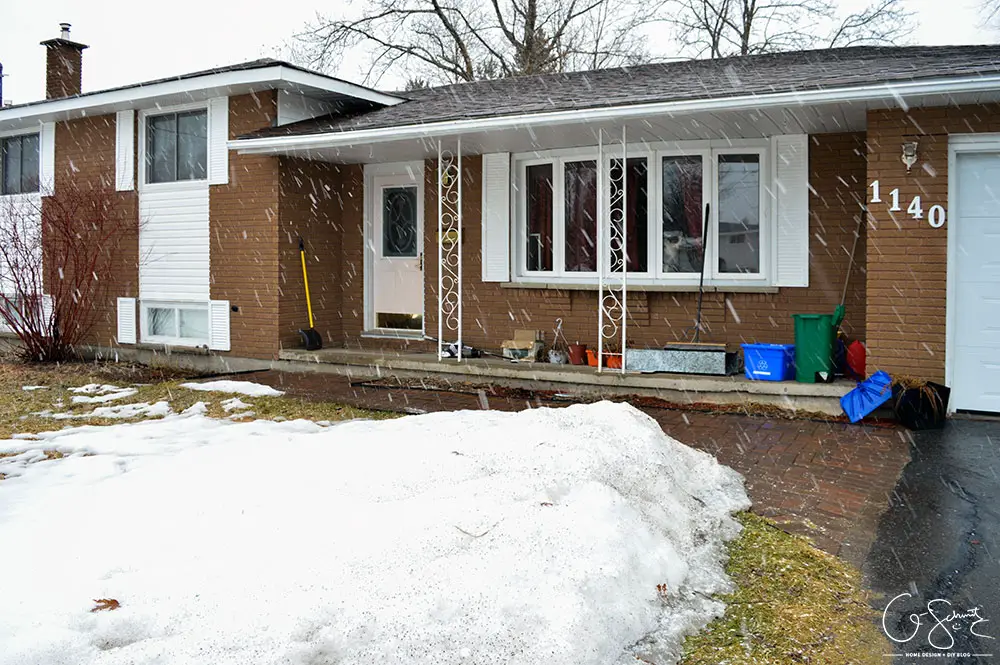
[241,45,1000,139]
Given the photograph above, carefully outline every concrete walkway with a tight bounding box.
[243,370,909,565]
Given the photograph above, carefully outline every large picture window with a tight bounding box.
[145,110,208,184]
[515,141,767,284]
[1,134,40,195]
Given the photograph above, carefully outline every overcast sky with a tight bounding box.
[0,0,995,104]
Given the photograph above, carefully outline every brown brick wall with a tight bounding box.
[865,104,1000,382]
[277,157,345,351]
[209,92,281,359]
[338,133,867,353]
[43,42,85,99]
[50,114,139,348]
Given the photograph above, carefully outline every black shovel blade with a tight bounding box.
[299,328,323,351]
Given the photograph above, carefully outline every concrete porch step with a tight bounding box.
[278,348,853,417]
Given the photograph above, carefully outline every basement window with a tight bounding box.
[145,110,208,184]
[1,133,40,195]
[141,302,209,346]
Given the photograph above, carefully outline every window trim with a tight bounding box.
[0,132,41,196]
[512,138,771,287]
[137,102,210,190]
[140,300,210,347]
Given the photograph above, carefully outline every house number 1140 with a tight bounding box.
[869,180,947,228]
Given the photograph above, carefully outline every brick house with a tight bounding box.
[2,26,1000,413]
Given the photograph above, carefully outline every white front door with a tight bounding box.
[371,176,424,332]
[953,151,1000,412]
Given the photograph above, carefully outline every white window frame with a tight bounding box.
[137,102,210,191]
[140,300,210,347]
[0,130,41,197]
[512,138,771,287]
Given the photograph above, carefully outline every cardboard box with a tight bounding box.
[501,340,544,362]
[513,329,544,343]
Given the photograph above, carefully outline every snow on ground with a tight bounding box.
[69,384,138,404]
[0,402,749,665]
[179,380,284,397]
[221,397,251,411]
[33,401,173,421]
[21,385,47,391]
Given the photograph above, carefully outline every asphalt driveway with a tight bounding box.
[865,418,1000,664]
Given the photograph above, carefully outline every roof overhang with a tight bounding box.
[0,65,404,132]
[229,73,1000,162]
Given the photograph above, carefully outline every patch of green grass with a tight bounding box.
[679,512,887,665]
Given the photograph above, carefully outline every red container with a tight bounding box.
[586,349,598,367]
[846,341,867,380]
[568,343,587,365]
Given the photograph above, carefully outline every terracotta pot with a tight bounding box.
[586,349,598,367]
[606,354,622,369]
[568,343,587,365]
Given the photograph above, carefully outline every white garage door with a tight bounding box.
[953,151,1000,413]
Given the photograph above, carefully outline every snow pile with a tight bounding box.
[21,385,46,391]
[179,379,284,397]
[69,384,138,404]
[0,402,748,665]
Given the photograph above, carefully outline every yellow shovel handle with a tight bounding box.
[300,247,315,329]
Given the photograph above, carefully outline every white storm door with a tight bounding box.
[372,179,424,331]
[953,151,1000,413]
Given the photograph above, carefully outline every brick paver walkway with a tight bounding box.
[240,370,910,565]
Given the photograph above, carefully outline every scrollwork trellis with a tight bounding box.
[437,139,462,360]
[597,128,628,375]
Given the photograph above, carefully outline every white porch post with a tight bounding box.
[598,127,628,375]
[437,139,463,361]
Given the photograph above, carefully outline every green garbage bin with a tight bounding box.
[792,308,843,383]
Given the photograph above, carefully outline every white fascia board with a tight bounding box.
[230,73,1000,154]
[0,66,403,132]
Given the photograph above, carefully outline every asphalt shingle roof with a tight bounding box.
[241,45,1000,139]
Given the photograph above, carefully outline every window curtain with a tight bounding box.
[564,160,598,272]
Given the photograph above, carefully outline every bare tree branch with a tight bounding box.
[294,0,660,85]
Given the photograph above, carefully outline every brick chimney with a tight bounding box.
[40,23,88,99]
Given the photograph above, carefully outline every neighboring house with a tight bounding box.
[2,25,1000,413]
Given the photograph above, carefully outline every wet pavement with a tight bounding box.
[865,418,1000,664]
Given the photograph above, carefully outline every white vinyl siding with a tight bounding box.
[138,182,210,302]
[772,134,810,287]
[207,97,229,185]
[115,110,135,192]
[481,152,511,282]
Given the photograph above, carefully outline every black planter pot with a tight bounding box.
[893,382,950,430]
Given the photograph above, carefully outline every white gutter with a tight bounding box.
[0,66,403,127]
[230,73,1000,153]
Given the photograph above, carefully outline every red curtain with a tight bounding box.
[564,160,597,272]
[526,164,553,271]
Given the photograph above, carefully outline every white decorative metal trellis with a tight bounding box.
[597,128,628,375]
[437,138,462,361]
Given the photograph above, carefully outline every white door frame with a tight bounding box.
[363,161,425,336]
[945,133,1000,412]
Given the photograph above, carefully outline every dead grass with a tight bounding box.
[0,360,396,442]
[679,512,888,665]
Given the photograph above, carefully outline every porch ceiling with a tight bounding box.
[232,89,999,164]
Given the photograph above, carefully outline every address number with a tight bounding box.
[870,180,946,228]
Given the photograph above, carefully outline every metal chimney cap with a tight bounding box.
[59,23,71,37]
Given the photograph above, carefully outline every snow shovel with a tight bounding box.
[298,238,322,351]
[840,370,892,423]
